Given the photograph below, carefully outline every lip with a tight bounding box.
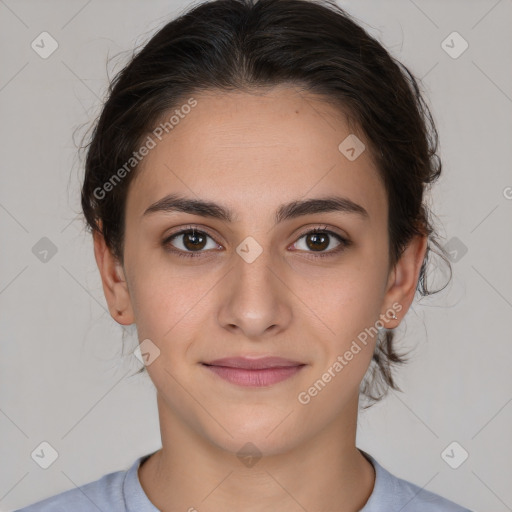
[201,357,306,387]
[203,356,305,369]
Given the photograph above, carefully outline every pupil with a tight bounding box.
[184,230,206,250]
[307,233,328,251]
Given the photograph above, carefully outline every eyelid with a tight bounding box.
[294,224,349,242]
[163,224,222,244]
[164,223,349,242]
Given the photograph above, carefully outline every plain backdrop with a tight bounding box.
[1,0,511,511]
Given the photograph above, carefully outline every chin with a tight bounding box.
[199,412,308,459]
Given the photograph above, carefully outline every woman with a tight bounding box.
[17,0,472,510]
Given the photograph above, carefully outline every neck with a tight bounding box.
[138,392,375,512]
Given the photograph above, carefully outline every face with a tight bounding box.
[95,85,426,456]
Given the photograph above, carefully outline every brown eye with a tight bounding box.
[180,230,207,251]
[163,228,219,258]
[292,226,351,258]
[305,232,330,251]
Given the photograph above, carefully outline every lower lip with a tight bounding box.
[202,364,305,387]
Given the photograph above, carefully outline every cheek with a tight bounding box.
[305,267,387,381]
[126,256,222,366]
[291,256,386,337]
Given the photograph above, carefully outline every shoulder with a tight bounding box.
[13,456,145,512]
[360,449,473,512]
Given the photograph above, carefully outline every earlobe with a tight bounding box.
[93,230,135,326]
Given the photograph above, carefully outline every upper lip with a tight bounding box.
[202,357,305,370]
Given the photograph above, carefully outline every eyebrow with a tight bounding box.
[142,193,369,224]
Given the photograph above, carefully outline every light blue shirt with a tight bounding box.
[15,449,473,511]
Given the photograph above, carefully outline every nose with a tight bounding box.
[216,247,293,340]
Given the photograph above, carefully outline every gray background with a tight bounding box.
[1,0,511,510]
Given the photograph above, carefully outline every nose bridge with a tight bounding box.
[233,237,279,304]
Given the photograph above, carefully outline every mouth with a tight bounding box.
[201,356,306,387]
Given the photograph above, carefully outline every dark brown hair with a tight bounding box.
[80,0,451,407]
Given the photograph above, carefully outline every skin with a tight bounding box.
[94,85,427,512]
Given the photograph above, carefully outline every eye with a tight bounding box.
[162,227,220,258]
[162,224,351,259]
[290,225,351,258]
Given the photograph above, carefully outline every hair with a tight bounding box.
[80,0,452,408]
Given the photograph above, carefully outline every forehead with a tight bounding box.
[126,86,386,223]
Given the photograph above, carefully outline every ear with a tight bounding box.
[381,234,427,328]
[93,229,135,326]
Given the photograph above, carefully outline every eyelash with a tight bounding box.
[162,224,351,259]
